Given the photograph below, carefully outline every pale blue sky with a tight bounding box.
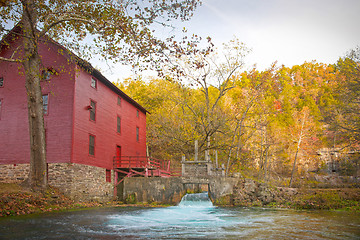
[99,0,360,82]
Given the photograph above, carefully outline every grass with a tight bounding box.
[265,188,360,211]
[0,182,25,194]
[291,189,360,211]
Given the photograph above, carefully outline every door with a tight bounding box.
[116,145,121,168]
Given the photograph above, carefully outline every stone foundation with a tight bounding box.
[0,164,30,182]
[0,163,114,202]
[121,177,186,205]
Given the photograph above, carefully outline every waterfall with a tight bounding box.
[178,192,213,208]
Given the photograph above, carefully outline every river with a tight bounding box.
[0,192,359,239]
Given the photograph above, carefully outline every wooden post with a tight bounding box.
[182,155,186,176]
[194,140,198,161]
[215,150,218,168]
[167,160,171,173]
[206,136,211,162]
[207,162,212,176]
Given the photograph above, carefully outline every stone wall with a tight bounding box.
[232,178,280,206]
[121,177,186,205]
[0,164,29,182]
[121,176,240,205]
[52,163,114,202]
[182,161,211,177]
[208,177,238,205]
[0,163,114,202]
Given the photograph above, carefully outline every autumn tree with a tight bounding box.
[332,47,360,146]
[288,107,319,187]
[223,62,297,178]
[119,56,347,183]
[116,78,191,161]
[0,0,201,191]
[161,37,250,160]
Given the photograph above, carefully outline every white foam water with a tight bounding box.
[1,193,359,239]
[178,192,214,207]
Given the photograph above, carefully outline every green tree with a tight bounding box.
[0,0,201,191]
[333,47,360,145]
[121,59,343,183]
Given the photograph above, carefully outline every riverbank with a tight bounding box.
[0,183,171,217]
[1,182,360,217]
[275,188,360,211]
[0,183,104,217]
[228,177,360,211]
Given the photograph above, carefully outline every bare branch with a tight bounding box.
[0,56,22,62]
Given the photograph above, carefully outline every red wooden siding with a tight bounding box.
[0,36,75,165]
[72,68,147,170]
[0,31,147,169]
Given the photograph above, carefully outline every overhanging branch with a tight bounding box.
[0,56,22,63]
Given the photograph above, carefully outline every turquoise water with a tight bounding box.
[0,192,359,239]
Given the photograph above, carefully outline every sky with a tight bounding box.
[99,0,360,83]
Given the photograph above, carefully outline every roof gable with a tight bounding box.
[0,22,148,114]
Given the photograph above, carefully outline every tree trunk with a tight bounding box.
[289,111,306,188]
[263,145,269,181]
[22,0,47,191]
[289,140,301,188]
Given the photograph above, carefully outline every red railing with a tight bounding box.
[113,156,173,177]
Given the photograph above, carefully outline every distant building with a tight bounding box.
[0,24,147,201]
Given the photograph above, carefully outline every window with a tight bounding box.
[41,68,56,80]
[91,78,97,89]
[117,116,121,134]
[106,169,111,183]
[42,94,48,115]
[136,127,139,142]
[41,70,51,80]
[117,97,121,106]
[90,100,96,121]
[136,110,139,118]
[0,77,3,87]
[89,134,95,156]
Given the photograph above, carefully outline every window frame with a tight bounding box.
[89,99,96,122]
[117,115,121,134]
[0,76,4,88]
[136,126,139,142]
[89,134,96,156]
[117,96,122,106]
[42,94,49,115]
[91,77,97,89]
[136,110,139,118]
